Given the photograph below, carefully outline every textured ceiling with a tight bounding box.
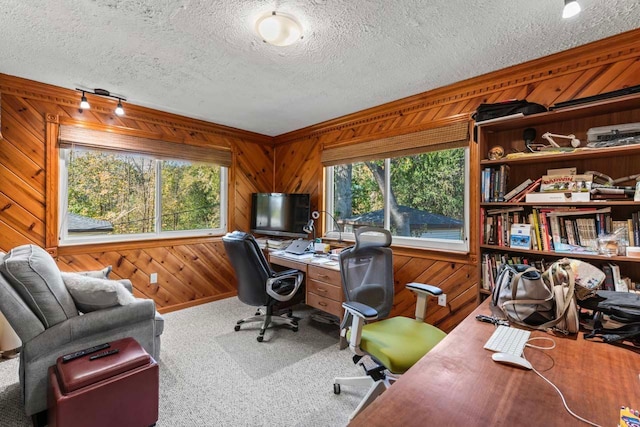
[1,0,639,136]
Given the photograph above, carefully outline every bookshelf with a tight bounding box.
[476,93,640,300]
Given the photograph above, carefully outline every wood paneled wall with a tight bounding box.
[0,74,273,313]
[273,29,640,331]
[2,29,640,324]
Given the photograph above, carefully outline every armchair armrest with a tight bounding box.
[406,282,442,322]
[266,270,304,302]
[23,299,156,362]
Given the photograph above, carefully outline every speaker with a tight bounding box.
[523,128,536,152]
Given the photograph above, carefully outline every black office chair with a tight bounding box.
[222,231,305,342]
[334,227,447,419]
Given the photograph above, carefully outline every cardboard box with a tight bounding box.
[525,192,590,203]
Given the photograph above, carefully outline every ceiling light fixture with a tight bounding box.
[562,0,581,19]
[255,11,303,46]
[76,88,127,115]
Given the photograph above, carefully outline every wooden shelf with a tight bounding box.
[477,92,640,301]
[476,93,640,133]
[480,143,640,167]
[481,201,640,207]
[480,244,639,262]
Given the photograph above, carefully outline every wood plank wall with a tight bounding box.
[0,75,273,313]
[1,29,639,325]
[273,29,640,332]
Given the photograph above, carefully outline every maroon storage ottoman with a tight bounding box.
[48,337,159,427]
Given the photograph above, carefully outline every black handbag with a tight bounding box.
[472,100,547,123]
[578,290,640,346]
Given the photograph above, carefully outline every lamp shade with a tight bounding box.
[256,11,302,46]
[562,0,581,18]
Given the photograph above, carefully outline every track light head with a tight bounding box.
[79,92,90,110]
[115,99,125,116]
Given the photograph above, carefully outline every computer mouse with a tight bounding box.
[491,352,532,370]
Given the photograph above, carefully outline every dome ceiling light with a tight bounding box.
[255,11,303,46]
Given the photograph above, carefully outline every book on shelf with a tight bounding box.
[510,178,542,203]
[539,174,593,193]
[509,223,531,249]
[525,191,590,203]
[503,178,533,201]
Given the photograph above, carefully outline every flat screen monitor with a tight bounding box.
[250,193,310,238]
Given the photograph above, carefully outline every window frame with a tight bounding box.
[324,147,470,253]
[57,146,228,246]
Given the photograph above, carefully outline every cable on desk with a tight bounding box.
[524,336,556,351]
[523,337,602,427]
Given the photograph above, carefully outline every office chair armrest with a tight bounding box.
[266,271,304,302]
[406,282,442,322]
[272,269,300,278]
[341,302,377,356]
[406,282,442,296]
[342,301,378,320]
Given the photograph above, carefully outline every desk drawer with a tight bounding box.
[308,279,342,301]
[307,292,343,318]
[307,265,341,284]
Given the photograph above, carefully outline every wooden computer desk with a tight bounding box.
[269,251,344,320]
[351,299,640,427]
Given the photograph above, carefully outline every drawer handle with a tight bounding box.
[316,288,327,293]
[318,301,328,307]
[316,274,329,278]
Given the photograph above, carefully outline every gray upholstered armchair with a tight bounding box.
[0,245,164,418]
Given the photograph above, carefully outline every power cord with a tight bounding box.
[523,337,602,427]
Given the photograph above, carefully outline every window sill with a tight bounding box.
[56,233,225,256]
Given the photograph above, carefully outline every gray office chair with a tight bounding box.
[334,227,447,420]
[222,231,305,342]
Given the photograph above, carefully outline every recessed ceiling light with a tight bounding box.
[255,11,303,46]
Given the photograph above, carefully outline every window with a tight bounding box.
[59,147,227,244]
[325,146,469,252]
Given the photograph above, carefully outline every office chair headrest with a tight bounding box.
[223,230,251,241]
[354,227,392,251]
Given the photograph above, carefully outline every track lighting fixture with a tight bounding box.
[562,0,581,19]
[75,88,127,116]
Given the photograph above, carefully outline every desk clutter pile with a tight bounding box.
[490,257,640,347]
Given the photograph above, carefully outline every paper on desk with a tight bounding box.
[310,257,332,264]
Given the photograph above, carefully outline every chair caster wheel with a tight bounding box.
[234,325,241,331]
[257,335,264,342]
[334,383,341,394]
[287,309,293,317]
[292,326,299,332]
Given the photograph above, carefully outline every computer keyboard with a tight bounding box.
[483,325,531,356]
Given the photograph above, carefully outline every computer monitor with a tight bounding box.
[250,193,310,238]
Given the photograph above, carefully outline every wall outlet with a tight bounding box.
[438,293,447,307]
[150,273,158,284]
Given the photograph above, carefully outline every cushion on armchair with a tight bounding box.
[74,265,112,279]
[61,272,137,313]
[0,245,78,328]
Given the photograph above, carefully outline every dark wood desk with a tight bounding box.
[351,300,640,426]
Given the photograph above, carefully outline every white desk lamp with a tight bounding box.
[541,132,581,148]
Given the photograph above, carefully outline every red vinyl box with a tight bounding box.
[48,337,159,427]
